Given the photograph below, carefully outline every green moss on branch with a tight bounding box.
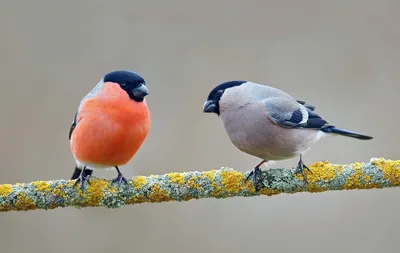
[0,157,399,212]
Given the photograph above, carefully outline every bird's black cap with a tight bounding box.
[103,70,148,102]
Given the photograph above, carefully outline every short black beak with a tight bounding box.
[203,100,216,113]
[133,84,149,98]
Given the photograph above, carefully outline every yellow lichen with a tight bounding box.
[363,175,371,182]
[0,184,12,197]
[342,161,384,190]
[0,159,396,212]
[337,166,343,174]
[373,158,400,185]
[67,181,76,187]
[306,183,327,193]
[187,176,201,189]
[202,170,216,181]
[15,193,36,211]
[259,188,280,196]
[210,182,222,197]
[53,184,66,198]
[343,162,364,189]
[132,176,147,188]
[81,179,109,206]
[244,181,257,193]
[167,173,185,185]
[127,195,147,204]
[48,203,58,210]
[361,175,381,189]
[0,203,12,212]
[32,181,52,193]
[148,184,170,202]
[107,186,118,194]
[220,171,246,194]
[184,195,193,201]
[295,161,337,184]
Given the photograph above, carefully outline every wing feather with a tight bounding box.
[265,98,330,130]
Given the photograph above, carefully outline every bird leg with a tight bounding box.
[294,154,313,183]
[73,166,91,190]
[111,166,128,187]
[246,160,265,191]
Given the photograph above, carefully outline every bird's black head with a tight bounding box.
[203,80,246,115]
[103,70,149,102]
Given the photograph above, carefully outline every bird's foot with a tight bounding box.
[74,173,90,191]
[111,175,128,187]
[246,166,263,191]
[111,167,128,188]
[294,157,313,184]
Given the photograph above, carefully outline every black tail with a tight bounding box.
[321,126,373,140]
[71,166,93,180]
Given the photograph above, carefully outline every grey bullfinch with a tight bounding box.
[203,80,373,190]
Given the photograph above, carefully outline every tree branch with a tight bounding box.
[0,157,399,212]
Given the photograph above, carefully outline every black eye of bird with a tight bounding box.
[216,89,223,96]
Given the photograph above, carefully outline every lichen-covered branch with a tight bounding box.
[0,158,399,212]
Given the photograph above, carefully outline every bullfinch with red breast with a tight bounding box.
[69,70,150,189]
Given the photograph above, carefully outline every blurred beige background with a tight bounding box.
[0,0,399,252]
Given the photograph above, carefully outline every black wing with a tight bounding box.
[300,109,329,129]
[69,112,78,140]
[267,99,330,130]
[274,108,329,129]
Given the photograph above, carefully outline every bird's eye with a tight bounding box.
[121,83,126,86]
[216,90,223,96]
